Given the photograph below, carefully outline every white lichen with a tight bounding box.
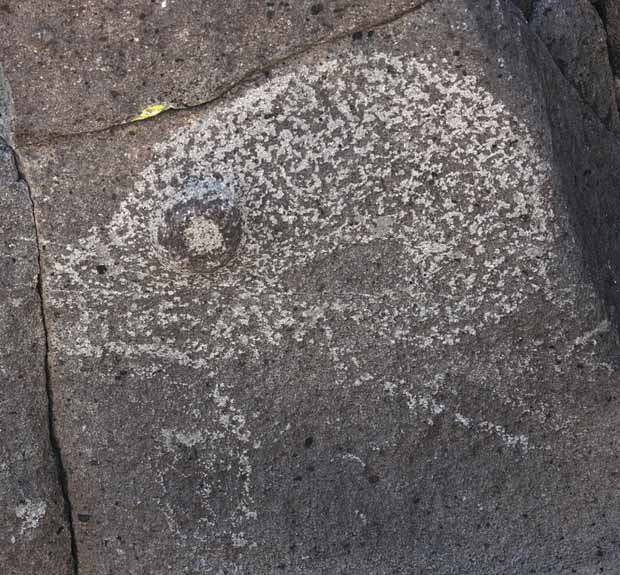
[15,500,47,535]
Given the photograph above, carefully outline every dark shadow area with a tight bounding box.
[465,0,620,337]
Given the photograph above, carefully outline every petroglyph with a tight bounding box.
[43,49,575,463]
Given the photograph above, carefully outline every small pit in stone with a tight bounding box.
[157,191,243,273]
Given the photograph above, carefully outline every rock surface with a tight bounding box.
[510,0,534,19]
[0,68,11,144]
[530,0,620,133]
[0,0,425,143]
[11,0,620,573]
[5,0,620,573]
[0,139,73,572]
[599,0,620,77]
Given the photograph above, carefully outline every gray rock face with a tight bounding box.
[510,0,534,19]
[599,0,620,77]
[12,0,620,573]
[0,67,12,144]
[0,0,424,143]
[5,0,620,573]
[530,0,620,133]
[0,140,73,573]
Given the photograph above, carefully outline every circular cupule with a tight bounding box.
[155,180,243,273]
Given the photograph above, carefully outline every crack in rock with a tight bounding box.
[7,142,80,575]
[18,0,436,148]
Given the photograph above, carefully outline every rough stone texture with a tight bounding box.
[0,140,73,573]
[599,0,620,78]
[0,0,426,143]
[16,0,620,572]
[510,0,534,19]
[530,0,620,133]
[0,67,12,144]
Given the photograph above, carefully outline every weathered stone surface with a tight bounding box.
[0,67,12,144]
[510,0,534,19]
[0,141,72,573]
[599,0,620,78]
[17,0,620,572]
[0,0,424,143]
[530,0,619,132]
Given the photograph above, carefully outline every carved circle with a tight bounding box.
[155,180,242,273]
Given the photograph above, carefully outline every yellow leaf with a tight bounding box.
[131,103,169,122]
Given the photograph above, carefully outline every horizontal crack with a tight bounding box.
[19,0,435,148]
[7,142,80,575]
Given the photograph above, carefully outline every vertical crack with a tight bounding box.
[8,146,80,575]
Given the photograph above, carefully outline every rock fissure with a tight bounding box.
[8,145,80,575]
[19,0,620,153]
[18,0,436,148]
